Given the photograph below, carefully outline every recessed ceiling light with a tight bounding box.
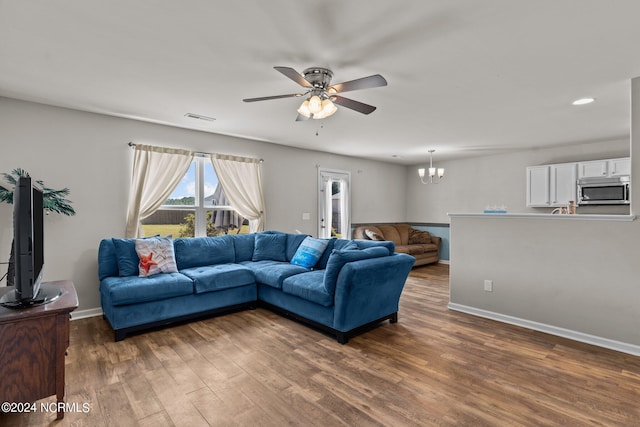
[572,97,595,106]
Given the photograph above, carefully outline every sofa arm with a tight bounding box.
[332,253,415,332]
[430,235,442,248]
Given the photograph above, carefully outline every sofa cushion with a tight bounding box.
[252,233,287,262]
[335,240,358,253]
[180,264,255,294]
[418,243,439,253]
[323,247,390,295]
[355,239,395,253]
[282,270,333,307]
[316,239,357,270]
[395,245,425,256]
[135,236,178,277]
[112,238,143,277]
[376,225,400,245]
[290,236,329,269]
[232,233,255,262]
[257,231,307,260]
[408,229,431,244]
[174,236,234,270]
[98,239,119,280]
[315,238,336,270]
[240,260,308,288]
[396,243,438,255]
[384,224,412,245]
[286,233,309,261]
[101,272,194,306]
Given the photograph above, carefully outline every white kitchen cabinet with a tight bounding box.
[609,157,631,176]
[550,163,577,206]
[578,157,630,178]
[528,157,629,208]
[526,166,550,207]
[578,160,608,178]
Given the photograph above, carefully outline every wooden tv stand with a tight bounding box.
[0,280,78,420]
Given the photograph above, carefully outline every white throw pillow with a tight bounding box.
[135,236,178,277]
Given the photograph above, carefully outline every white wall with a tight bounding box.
[0,97,407,312]
[259,141,407,232]
[448,215,640,350]
[438,78,640,352]
[406,139,630,223]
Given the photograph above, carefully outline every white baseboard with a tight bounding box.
[448,302,640,357]
[438,259,450,265]
[71,307,103,320]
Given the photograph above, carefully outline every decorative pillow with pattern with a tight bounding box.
[290,236,329,269]
[112,235,160,277]
[408,229,431,244]
[364,229,385,241]
[135,236,178,277]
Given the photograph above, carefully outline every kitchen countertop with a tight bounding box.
[448,213,636,221]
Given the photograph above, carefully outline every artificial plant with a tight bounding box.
[0,168,76,286]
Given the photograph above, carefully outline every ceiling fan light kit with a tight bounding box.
[243,66,387,121]
[297,95,338,120]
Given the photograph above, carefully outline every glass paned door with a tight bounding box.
[318,169,350,238]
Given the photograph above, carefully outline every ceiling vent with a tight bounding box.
[184,113,216,122]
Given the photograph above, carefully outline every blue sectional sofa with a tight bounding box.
[98,231,415,343]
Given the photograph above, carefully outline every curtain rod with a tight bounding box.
[127,142,263,163]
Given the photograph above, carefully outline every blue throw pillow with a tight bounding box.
[323,247,389,295]
[290,236,329,269]
[252,233,287,262]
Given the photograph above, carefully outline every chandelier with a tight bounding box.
[418,149,444,184]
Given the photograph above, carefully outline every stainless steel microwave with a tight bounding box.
[577,176,630,205]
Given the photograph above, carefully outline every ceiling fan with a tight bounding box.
[243,66,387,121]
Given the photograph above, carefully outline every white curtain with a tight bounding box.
[125,144,194,237]
[210,154,265,232]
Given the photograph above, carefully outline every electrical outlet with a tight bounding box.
[484,279,493,292]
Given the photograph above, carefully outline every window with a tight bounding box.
[141,156,248,237]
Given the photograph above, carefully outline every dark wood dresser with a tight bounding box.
[0,280,78,420]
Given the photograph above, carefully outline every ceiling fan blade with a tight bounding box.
[295,113,310,122]
[243,93,304,102]
[274,66,313,88]
[332,96,377,114]
[329,74,387,94]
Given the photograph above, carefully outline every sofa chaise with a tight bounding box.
[98,231,415,343]
[353,223,441,266]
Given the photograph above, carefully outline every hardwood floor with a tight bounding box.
[3,263,640,426]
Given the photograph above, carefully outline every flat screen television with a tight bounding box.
[0,176,60,308]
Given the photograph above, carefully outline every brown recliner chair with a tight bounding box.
[353,224,441,267]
